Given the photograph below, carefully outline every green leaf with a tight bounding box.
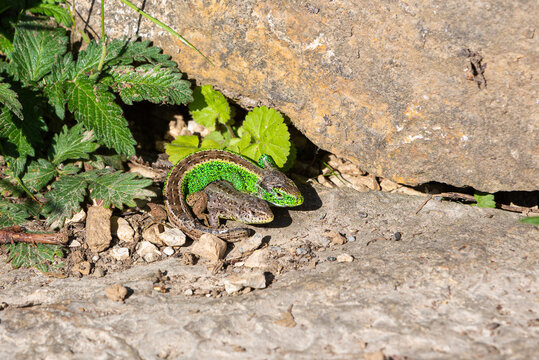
[0,107,34,158]
[0,33,14,56]
[86,170,154,209]
[107,65,192,105]
[50,124,99,165]
[3,156,27,178]
[165,135,200,164]
[107,39,177,67]
[59,163,82,175]
[201,131,228,149]
[5,242,64,273]
[239,106,291,167]
[9,21,67,82]
[226,132,251,154]
[43,80,67,119]
[0,78,23,119]
[0,201,30,228]
[0,178,24,197]
[66,76,136,156]
[519,216,539,226]
[473,192,496,208]
[28,3,72,27]
[73,40,119,77]
[188,85,230,129]
[21,158,56,192]
[43,174,87,228]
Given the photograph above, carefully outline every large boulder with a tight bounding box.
[76,0,538,192]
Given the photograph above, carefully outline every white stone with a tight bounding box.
[136,241,162,263]
[65,209,86,225]
[142,224,165,246]
[191,234,227,261]
[158,228,187,247]
[112,217,135,243]
[337,253,354,263]
[244,248,271,269]
[223,271,267,294]
[184,289,193,296]
[163,247,175,256]
[69,240,82,248]
[226,233,264,260]
[380,178,400,192]
[110,247,130,261]
[187,120,210,136]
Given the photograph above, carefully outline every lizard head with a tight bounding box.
[256,154,304,207]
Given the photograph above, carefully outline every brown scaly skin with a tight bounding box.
[187,181,274,227]
[164,150,303,240]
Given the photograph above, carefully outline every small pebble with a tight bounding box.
[111,217,135,243]
[226,233,263,260]
[93,267,106,278]
[358,212,368,218]
[69,240,82,248]
[110,247,130,261]
[327,230,347,245]
[223,271,266,294]
[73,261,92,275]
[337,253,354,262]
[296,247,307,255]
[391,232,402,241]
[92,255,100,262]
[244,248,271,269]
[346,235,356,242]
[142,224,166,246]
[65,209,86,225]
[163,247,175,256]
[158,227,187,247]
[105,284,128,302]
[191,234,227,261]
[327,256,337,262]
[184,289,193,296]
[136,241,162,263]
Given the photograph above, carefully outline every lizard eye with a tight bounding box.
[273,189,284,199]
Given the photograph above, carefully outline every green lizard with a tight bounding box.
[164,149,303,240]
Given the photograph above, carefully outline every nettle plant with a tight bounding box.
[165,85,295,169]
[0,14,193,269]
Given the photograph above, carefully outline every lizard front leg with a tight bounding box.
[185,191,210,227]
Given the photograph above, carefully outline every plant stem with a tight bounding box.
[225,123,235,139]
[62,0,90,43]
[97,0,107,72]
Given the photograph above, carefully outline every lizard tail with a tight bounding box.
[175,212,250,240]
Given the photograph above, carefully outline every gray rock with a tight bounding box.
[0,187,536,359]
[73,1,538,191]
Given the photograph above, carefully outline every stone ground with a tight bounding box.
[0,185,537,359]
